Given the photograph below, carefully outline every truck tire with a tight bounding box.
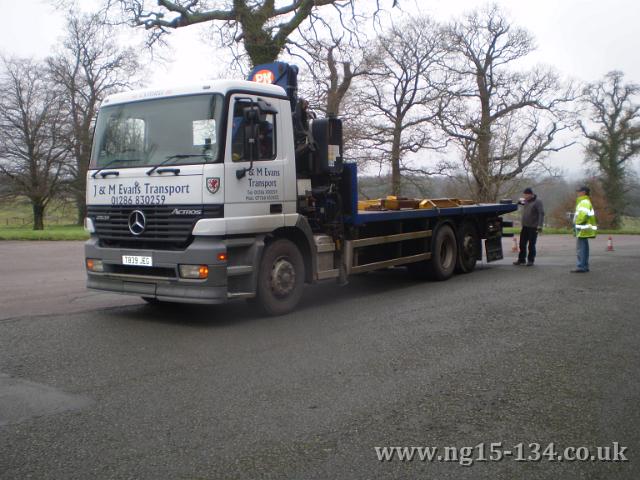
[426,223,457,281]
[254,238,305,316]
[455,221,479,274]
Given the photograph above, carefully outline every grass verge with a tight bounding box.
[505,216,640,235]
[504,227,640,235]
[0,225,89,241]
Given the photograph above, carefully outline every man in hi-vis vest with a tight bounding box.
[571,185,598,273]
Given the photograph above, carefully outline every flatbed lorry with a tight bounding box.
[84,62,517,315]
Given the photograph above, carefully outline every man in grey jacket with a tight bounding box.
[513,187,544,266]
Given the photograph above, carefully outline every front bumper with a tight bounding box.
[84,236,229,304]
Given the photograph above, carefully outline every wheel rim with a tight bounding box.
[440,237,454,270]
[462,234,474,258]
[270,256,296,298]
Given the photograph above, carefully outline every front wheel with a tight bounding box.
[254,238,305,316]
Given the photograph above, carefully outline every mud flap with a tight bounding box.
[485,236,504,262]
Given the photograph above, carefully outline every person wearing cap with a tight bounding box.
[572,185,598,273]
[513,187,545,266]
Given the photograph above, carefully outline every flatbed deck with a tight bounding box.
[341,163,518,225]
[351,203,517,225]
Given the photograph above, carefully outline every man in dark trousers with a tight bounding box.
[513,187,545,266]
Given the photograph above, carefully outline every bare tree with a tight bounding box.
[101,0,394,67]
[286,16,367,116]
[354,17,447,196]
[0,58,68,230]
[281,15,370,168]
[48,12,141,224]
[579,71,640,228]
[438,5,574,202]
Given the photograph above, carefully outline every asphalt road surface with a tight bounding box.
[1,236,639,479]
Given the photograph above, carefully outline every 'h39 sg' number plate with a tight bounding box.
[122,255,153,267]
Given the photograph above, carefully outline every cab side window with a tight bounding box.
[231,101,277,162]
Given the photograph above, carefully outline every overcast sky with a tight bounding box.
[1,0,639,178]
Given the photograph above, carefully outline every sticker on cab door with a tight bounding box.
[245,167,281,201]
[206,177,220,194]
[88,179,196,206]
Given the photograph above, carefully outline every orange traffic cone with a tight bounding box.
[607,235,614,252]
[512,236,519,253]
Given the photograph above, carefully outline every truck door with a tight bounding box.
[223,94,286,233]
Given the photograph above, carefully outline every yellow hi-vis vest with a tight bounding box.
[574,195,597,238]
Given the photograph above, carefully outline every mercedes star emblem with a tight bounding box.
[128,210,146,236]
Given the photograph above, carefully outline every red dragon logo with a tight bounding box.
[206,177,220,194]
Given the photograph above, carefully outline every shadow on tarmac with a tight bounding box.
[98,264,499,328]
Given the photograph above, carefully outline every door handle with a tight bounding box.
[156,167,181,175]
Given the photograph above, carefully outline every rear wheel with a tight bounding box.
[408,223,457,281]
[426,224,458,281]
[254,238,305,316]
[456,221,479,273]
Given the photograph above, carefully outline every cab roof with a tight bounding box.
[101,80,287,107]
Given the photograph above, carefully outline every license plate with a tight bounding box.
[122,255,153,267]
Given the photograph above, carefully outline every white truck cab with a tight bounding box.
[86,75,324,314]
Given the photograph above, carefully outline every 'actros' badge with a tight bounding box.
[128,210,146,236]
[206,177,220,194]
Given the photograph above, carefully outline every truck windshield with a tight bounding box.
[90,93,224,168]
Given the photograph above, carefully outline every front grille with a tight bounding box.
[88,204,223,250]
[108,265,177,278]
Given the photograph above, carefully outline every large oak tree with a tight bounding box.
[580,71,640,228]
[0,58,68,230]
[437,5,574,202]
[103,0,391,66]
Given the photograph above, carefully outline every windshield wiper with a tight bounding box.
[91,158,140,178]
[146,154,212,176]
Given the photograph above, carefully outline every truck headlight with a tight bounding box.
[179,264,209,279]
[84,217,95,233]
[86,258,104,272]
